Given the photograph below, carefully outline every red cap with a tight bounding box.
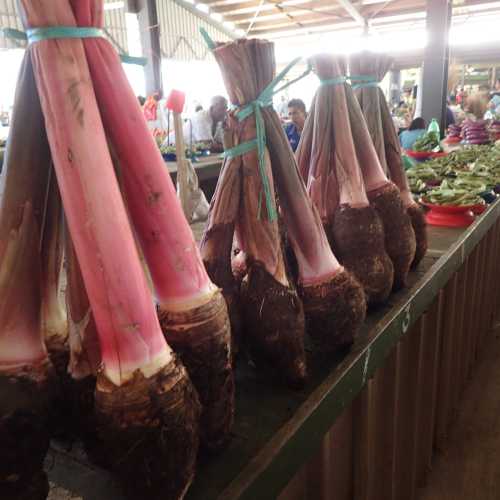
[166,89,186,113]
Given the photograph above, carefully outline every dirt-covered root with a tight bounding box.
[300,270,367,352]
[93,359,201,500]
[367,183,416,289]
[158,289,235,453]
[0,360,55,500]
[241,263,307,389]
[331,206,394,305]
[407,204,427,268]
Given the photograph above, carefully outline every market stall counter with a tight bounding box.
[166,154,223,201]
[46,199,500,500]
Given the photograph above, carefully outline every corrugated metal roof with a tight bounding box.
[0,0,128,52]
[157,0,232,60]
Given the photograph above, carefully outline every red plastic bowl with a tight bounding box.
[420,199,484,227]
[444,136,461,144]
[405,150,447,160]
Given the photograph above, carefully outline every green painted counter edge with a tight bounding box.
[219,199,500,500]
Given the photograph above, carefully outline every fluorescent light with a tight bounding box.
[196,3,210,13]
[235,28,246,37]
[211,12,223,22]
[223,21,235,30]
[104,1,124,10]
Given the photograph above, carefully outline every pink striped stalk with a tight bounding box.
[0,53,54,500]
[18,1,201,497]
[70,0,234,452]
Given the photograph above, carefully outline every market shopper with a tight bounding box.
[399,117,426,150]
[285,98,307,152]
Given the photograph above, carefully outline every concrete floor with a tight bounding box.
[417,328,500,500]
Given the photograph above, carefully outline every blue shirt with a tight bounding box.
[285,122,301,152]
[399,128,426,150]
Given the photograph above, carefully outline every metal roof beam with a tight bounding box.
[336,0,366,26]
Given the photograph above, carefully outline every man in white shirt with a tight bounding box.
[166,95,228,152]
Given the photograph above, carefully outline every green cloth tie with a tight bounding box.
[350,74,379,90]
[0,26,147,65]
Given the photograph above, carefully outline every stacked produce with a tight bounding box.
[462,119,490,145]
[445,123,462,143]
[424,180,484,207]
[201,39,366,380]
[1,1,236,498]
[349,51,427,269]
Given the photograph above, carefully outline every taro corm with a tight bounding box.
[297,54,395,304]
[350,51,425,269]
[202,38,366,370]
[69,0,234,454]
[0,53,55,500]
[18,0,203,497]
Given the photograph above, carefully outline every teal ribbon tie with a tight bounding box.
[0,26,145,65]
[27,26,106,44]
[319,76,347,87]
[199,27,311,222]
[350,74,379,90]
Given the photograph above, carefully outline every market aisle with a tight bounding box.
[417,327,500,500]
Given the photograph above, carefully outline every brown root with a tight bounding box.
[241,262,307,389]
[407,204,428,268]
[158,289,235,453]
[331,206,394,305]
[0,360,55,500]
[300,270,367,351]
[367,183,416,289]
[93,359,201,500]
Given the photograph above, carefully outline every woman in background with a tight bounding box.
[399,117,427,150]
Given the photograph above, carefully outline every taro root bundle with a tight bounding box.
[297,54,397,304]
[1,1,235,498]
[0,53,56,500]
[349,51,425,269]
[201,38,366,384]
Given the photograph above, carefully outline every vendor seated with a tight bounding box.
[285,99,307,152]
[166,95,228,153]
[399,117,426,150]
[191,95,228,152]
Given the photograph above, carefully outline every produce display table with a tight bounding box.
[47,199,500,500]
[165,154,223,183]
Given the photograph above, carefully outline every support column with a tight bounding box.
[420,0,451,134]
[389,69,401,107]
[129,0,163,96]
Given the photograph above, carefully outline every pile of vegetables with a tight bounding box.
[408,144,500,196]
[201,39,366,386]
[424,180,484,207]
[462,119,490,145]
[412,131,442,152]
[349,51,426,269]
[1,1,235,499]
